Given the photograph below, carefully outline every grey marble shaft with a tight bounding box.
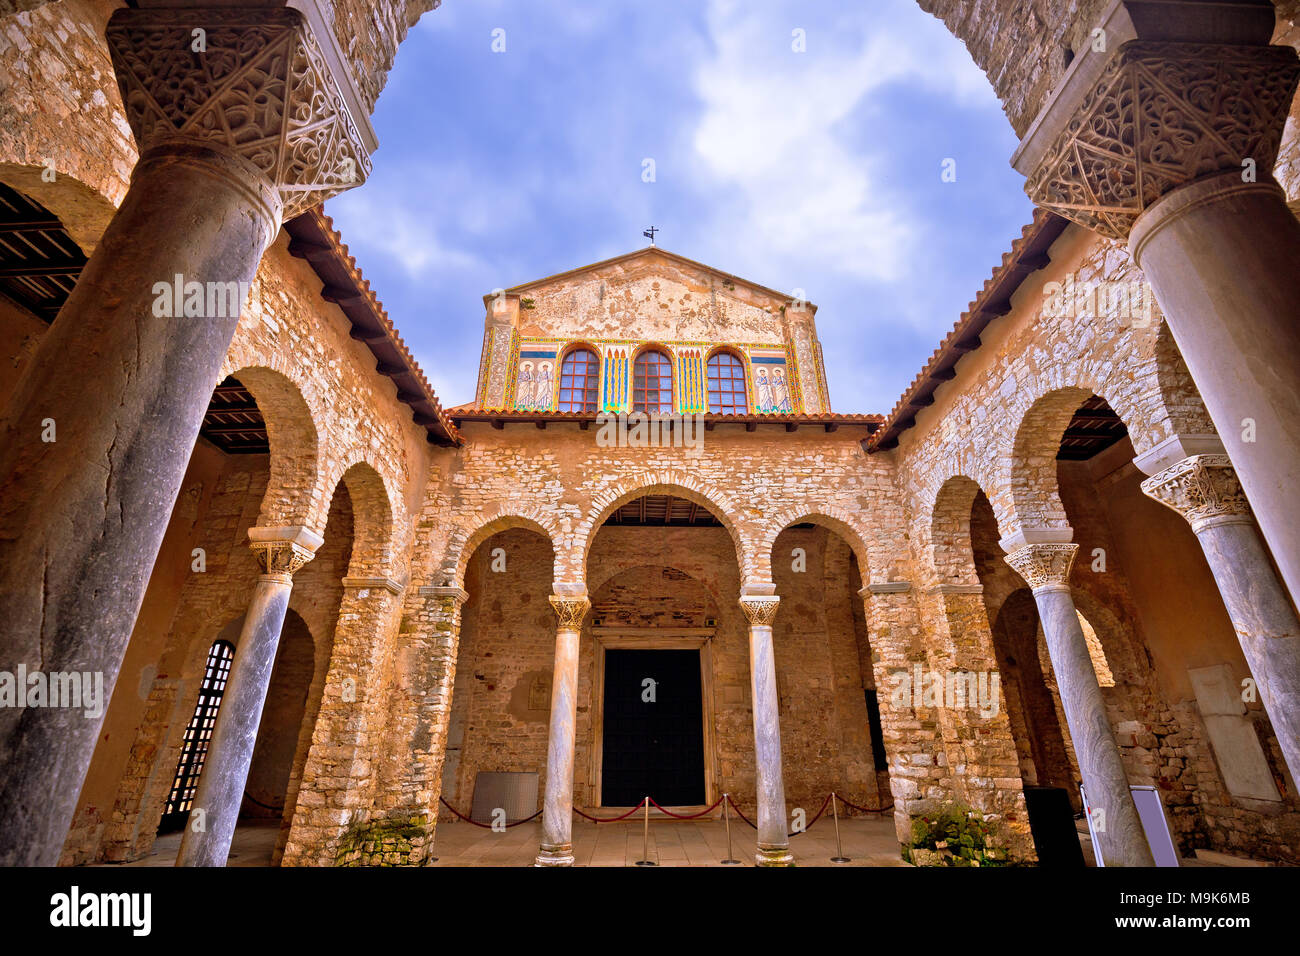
[748,622,794,866]
[1034,586,1154,866]
[535,625,580,866]
[177,575,293,866]
[1196,516,1300,784]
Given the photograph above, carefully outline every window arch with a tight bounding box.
[707,350,748,414]
[558,346,599,412]
[159,639,235,830]
[633,349,674,413]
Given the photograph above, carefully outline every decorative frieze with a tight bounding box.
[1140,454,1252,531]
[105,6,372,220]
[1004,543,1079,590]
[1022,41,1299,239]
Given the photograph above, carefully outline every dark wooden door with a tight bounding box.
[601,648,705,807]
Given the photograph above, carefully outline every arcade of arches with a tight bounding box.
[1,0,1300,868]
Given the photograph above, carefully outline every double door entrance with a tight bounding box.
[596,639,711,808]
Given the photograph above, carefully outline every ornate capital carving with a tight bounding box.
[739,596,781,626]
[1140,453,1251,530]
[1023,41,1299,239]
[1004,543,1079,590]
[106,7,372,221]
[249,539,315,580]
[548,595,590,630]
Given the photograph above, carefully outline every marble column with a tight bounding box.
[0,6,372,866]
[177,527,320,867]
[535,595,590,867]
[1012,19,1300,606]
[740,594,793,867]
[1141,454,1300,785]
[1004,544,1154,867]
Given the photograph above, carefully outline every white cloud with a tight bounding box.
[689,0,999,283]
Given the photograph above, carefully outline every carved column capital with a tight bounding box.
[106,6,372,221]
[1004,543,1079,591]
[249,539,315,582]
[247,525,321,582]
[739,595,781,626]
[1140,453,1252,531]
[548,595,590,630]
[1021,40,1299,239]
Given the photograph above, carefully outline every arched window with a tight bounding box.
[633,349,673,413]
[707,351,748,414]
[558,347,599,412]
[160,640,235,830]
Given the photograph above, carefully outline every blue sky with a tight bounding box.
[325,0,1035,415]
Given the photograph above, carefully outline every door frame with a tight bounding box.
[588,627,718,810]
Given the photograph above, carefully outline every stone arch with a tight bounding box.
[1004,385,1094,534]
[993,353,1190,535]
[323,460,396,579]
[929,474,996,587]
[757,506,873,591]
[578,472,755,587]
[0,161,123,254]
[221,365,322,531]
[444,508,563,592]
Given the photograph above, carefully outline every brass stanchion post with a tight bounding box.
[830,791,850,863]
[635,797,657,866]
[721,793,741,865]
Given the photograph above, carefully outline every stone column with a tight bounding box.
[1012,22,1300,606]
[0,7,372,866]
[177,527,319,867]
[1003,544,1154,867]
[1141,454,1300,784]
[739,594,793,867]
[535,595,590,867]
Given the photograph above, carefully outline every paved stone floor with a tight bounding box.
[104,815,1253,867]
[429,814,909,867]
[109,815,908,867]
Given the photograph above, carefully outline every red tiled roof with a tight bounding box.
[285,207,461,446]
[447,405,882,433]
[867,209,1070,452]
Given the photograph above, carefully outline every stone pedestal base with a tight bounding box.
[756,844,796,867]
[534,843,575,867]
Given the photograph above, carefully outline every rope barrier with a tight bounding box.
[646,795,724,819]
[572,799,649,823]
[439,791,893,833]
[438,796,542,829]
[724,792,893,835]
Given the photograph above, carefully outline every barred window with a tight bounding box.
[160,640,234,829]
[633,349,673,413]
[707,351,748,414]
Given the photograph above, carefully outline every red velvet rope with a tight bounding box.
[572,798,649,823]
[647,795,725,819]
[438,796,543,829]
[440,792,895,831]
[725,792,894,833]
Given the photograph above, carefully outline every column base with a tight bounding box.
[534,843,575,867]
[755,844,795,867]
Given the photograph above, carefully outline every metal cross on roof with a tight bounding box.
[643,226,658,246]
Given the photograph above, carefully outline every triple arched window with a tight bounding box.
[707,351,748,414]
[558,347,599,412]
[633,349,674,413]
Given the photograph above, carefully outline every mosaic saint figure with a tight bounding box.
[771,366,792,412]
[517,361,535,409]
[755,365,773,411]
[535,361,554,410]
